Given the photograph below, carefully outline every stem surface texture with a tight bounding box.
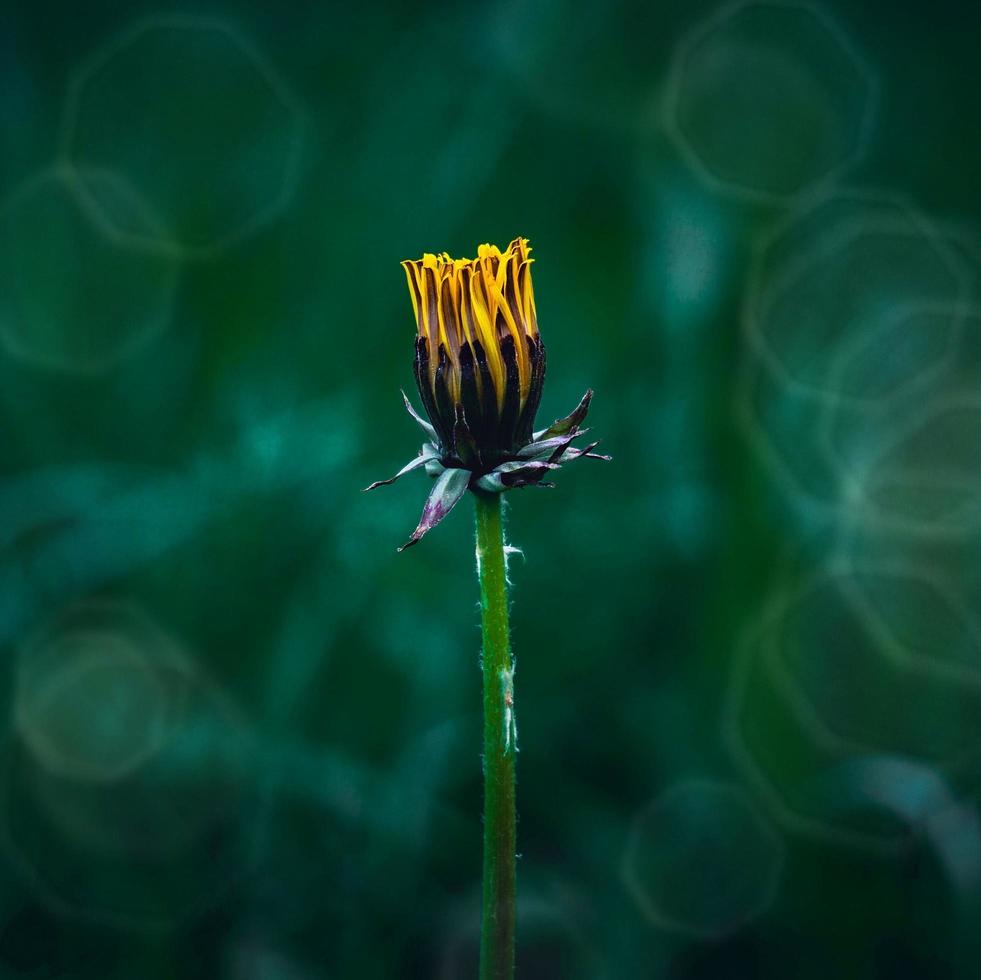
[474,492,516,980]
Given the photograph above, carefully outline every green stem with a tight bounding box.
[474,491,516,980]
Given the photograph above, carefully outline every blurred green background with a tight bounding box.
[2,0,981,977]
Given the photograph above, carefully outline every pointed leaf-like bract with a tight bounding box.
[475,460,558,493]
[401,390,438,443]
[559,440,612,463]
[363,447,439,492]
[398,467,471,551]
[515,429,588,461]
[533,389,593,440]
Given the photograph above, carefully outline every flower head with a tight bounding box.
[366,238,609,550]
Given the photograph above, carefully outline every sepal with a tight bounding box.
[364,446,439,491]
[516,430,588,461]
[533,389,593,440]
[375,377,606,550]
[558,440,612,463]
[475,460,558,493]
[398,467,471,551]
[401,390,437,442]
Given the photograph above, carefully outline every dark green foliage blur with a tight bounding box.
[2,0,981,977]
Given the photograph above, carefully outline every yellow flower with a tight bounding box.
[366,237,608,550]
[401,238,545,464]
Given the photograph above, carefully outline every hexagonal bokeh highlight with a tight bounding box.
[621,780,784,939]
[775,575,981,760]
[844,392,981,538]
[737,190,970,524]
[62,15,304,258]
[0,600,253,926]
[835,517,981,668]
[736,350,844,523]
[821,229,981,538]
[747,191,967,402]
[0,168,177,372]
[15,623,172,783]
[725,567,981,851]
[665,1,876,202]
[822,231,981,537]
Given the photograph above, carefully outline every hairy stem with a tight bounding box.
[474,492,516,980]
